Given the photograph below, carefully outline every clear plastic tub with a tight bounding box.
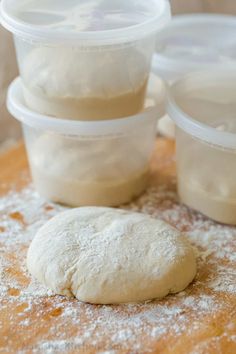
[7,75,165,207]
[1,0,170,121]
[152,14,236,138]
[167,70,236,225]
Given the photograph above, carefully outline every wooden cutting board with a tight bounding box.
[0,138,236,354]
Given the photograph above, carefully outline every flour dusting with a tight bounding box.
[0,180,236,353]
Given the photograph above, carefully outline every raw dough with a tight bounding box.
[20,46,149,120]
[27,207,197,304]
[177,138,236,224]
[29,134,150,206]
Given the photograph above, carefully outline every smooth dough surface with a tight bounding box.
[27,207,196,304]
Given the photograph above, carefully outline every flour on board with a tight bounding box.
[0,181,236,352]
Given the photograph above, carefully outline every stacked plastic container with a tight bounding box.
[153,14,236,225]
[153,14,236,138]
[1,0,170,206]
[167,70,236,224]
[3,2,236,225]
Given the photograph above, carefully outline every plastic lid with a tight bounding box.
[8,75,166,137]
[153,14,236,81]
[167,69,236,149]
[0,0,170,45]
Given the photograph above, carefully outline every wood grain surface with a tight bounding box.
[0,142,29,195]
[0,139,236,354]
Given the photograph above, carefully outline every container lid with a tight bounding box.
[167,69,236,149]
[0,0,170,45]
[7,75,166,137]
[153,14,236,81]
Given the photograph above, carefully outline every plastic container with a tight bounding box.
[1,0,170,121]
[7,75,165,207]
[167,70,236,225]
[152,14,236,138]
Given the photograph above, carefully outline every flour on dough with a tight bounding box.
[27,207,196,304]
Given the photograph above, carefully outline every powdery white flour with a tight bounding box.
[27,207,196,304]
[0,178,236,352]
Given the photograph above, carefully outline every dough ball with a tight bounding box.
[27,207,196,304]
[32,133,147,181]
[22,46,148,98]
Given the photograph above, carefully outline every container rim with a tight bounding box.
[167,69,236,149]
[0,0,171,45]
[152,14,236,80]
[8,77,165,137]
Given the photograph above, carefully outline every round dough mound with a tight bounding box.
[27,207,196,304]
[23,47,147,98]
